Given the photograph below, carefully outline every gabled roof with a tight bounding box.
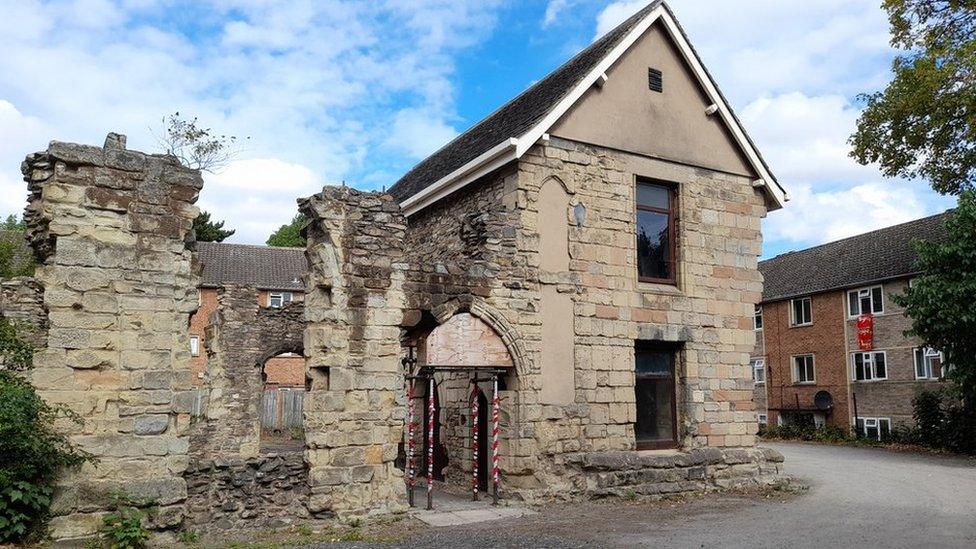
[196,242,307,291]
[389,0,786,216]
[759,211,951,303]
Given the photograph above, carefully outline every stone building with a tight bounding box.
[5,0,795,540]
[299,0,788,514]
[754,211,951,435]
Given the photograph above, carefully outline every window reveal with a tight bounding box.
[635,344,678,449]
[636,181,676,284]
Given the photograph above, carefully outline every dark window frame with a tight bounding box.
[634,342,680,451]
[635,178,678,285]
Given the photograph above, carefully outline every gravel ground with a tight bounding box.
[225,442,976,549]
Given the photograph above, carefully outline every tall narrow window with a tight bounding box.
[751,358,766,384]
[636,180,676,284]
[754,305,763,331]
[635,344,677,449]
[189,336,200,357]
[790,297,812,326]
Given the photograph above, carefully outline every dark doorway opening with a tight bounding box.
[476,389,489,492]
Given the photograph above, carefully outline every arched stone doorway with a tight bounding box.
[403,310,517,500]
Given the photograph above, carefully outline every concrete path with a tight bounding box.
[407,485,536,526]
[314,443,976,548]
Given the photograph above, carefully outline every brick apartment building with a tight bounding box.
[190,242,307,388]
[752,212,951,438]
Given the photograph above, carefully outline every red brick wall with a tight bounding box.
[763,291,851,429]
[189,288,219,387]
[263,354,305,387]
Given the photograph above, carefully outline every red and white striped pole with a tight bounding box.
[406,379,416,507]
[426,375,435,510]
[491,375,500,505]
[471,383,479,501]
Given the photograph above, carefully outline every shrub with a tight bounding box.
[912,389,976,455]
[759,423,862,444]
[0,318,92,543]
[95,491,153,549]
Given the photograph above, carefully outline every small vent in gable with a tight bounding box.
[648,68,663,93]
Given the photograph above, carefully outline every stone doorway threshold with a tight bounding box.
[407,485,536,527]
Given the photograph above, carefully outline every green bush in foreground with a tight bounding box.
[0,318,92,542]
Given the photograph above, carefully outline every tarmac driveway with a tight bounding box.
[314,442,976,549]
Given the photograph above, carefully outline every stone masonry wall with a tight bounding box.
[0,276,47,348]
[184,452,309,530]
[300,187,407,518]
[21,134,202,539]
[189,285,304,460]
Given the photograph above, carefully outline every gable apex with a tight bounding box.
[391,1,787,216]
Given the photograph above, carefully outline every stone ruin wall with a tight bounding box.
[0,276,47,350]
[184,284,309,528]
[300,187,408,518]
[189,284,305,461]
[20,134,202,538]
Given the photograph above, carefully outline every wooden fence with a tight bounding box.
[261,387,305,433]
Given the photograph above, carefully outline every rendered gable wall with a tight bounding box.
[549,22,755,178]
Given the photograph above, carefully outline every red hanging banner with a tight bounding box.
[856,314,874,350]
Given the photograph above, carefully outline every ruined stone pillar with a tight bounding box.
[300,187,408,517]
[21,134,202,538]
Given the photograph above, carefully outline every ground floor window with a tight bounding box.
[757,413,768,427]
[856,417,891,441]
[635,343,678,450]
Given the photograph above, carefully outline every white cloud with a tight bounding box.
[544,0,573,28]
[595,0,645,38]
[384,109,458,160]
[739,92,877,185]
[0,0,505,243]
[764,182,928,245]
[201,158,324,244]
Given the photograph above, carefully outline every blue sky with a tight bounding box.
[0,0,956,257]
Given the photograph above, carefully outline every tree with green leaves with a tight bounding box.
[193,210,235,243]
[850,0,976,195]
[894,191,976,412]
[0,215,34,279]
[1,215,25,231]
[266,213,307,248]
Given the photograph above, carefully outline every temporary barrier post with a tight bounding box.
[491,375,500,506]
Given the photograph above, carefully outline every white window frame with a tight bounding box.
[856,417,891,441]
[189,336,200,357]
[790,297,812,327]
[751,358,766,384]
[268,291,294,309]
[757,413,768,426]
[914,347,944,380]
[754,305,763,331]
[792,354,815,384]
[847,285,884,317]
[852,351,888,382]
